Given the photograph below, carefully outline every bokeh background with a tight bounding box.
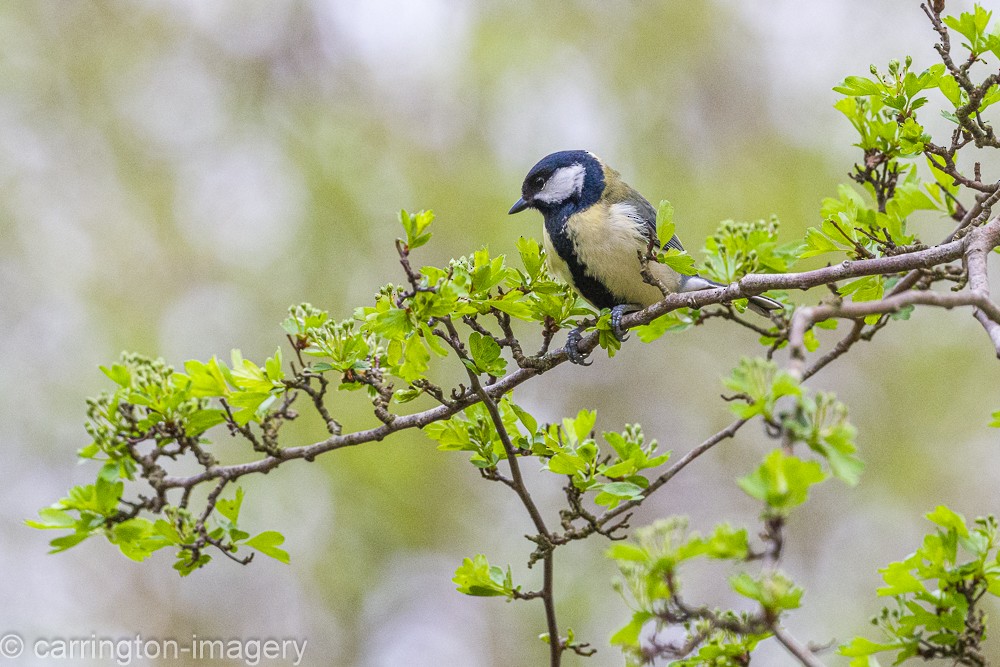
[2,1,999,665]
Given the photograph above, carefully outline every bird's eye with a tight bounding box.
[532,175,545,188]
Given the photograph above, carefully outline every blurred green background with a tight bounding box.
[2,1,998,665]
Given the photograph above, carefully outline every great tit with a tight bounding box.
[508,149,782,364]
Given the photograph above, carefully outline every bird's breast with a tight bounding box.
[566,204,645,274]
[565,203,680,308]
[540,203,682,310]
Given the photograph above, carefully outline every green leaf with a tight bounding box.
[847,508,1000,666]
[174,551,211,576]
[655,200,675,250]
[926,505,969,537]
[183,358,230,398]
[547,451,587,476]
[184,408,226,437]
[110,518,170,562]
[264,348,284,382]
[99,363,131,388]
[898,116,929,154]
[510,401,538,436]
[839,275,884,324]
[834,75,882,96]
[723,357,801,421]
[606,542,648,563]
[594,481,645,508]
[25,508,77,530]
[397,336,431,382]
[244,531,290,564]
[49,532,92,553]
[789,392,864,486]
[938,74,962,106]
[453,554,515,598]
[839,636,902,658]
[95,478,124,515]
[468,331,507,376]
[877,559,926,596]
[566,409,597,444]
[730,570,803,611]
[215,487,244,524]
[635,309,692,342]
[399,209,434,249]
[801,227,843,259]
[703,524,749,560]
[943,6,993,53]
[394,387,422,403]
[659,248,698,275]
[490,295,534,321]
[516,236,544,279]
[738,450,828,515]
[980,82,1000,112]
[469,247,508,295]
[610,611,653,647]
[701,217,799,283]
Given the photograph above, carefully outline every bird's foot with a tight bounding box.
[610,304,633,342]
[565,325,592,366]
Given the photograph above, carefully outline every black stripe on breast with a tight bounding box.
[544,210,620,310]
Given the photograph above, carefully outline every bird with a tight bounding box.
[508,149,782,364]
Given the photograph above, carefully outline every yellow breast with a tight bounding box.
[564,203,681,307]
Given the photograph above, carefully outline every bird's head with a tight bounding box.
[508,150,606,216]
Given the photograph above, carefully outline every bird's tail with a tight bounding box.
[746,294,783,317]
[678,275,783,319]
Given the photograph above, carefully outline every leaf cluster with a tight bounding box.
[841,507,1000,666]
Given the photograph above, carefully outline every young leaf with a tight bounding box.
[925,505,968,537]
[655,200,675,250]
[215,487,245,524]
[738,450,828,515]
[399,209,435,249]
[453,554,516,598]
[659,248,697,276]
[244,531,290,564]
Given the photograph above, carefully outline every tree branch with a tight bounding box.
[439,317,563,667]
[772,625,828,667]
[600,419,747,525]
[158,217,1000,494]
[965,216,1000,357]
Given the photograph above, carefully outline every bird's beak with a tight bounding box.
[508,197,530,215]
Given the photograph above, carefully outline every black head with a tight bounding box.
[508,150,605,216]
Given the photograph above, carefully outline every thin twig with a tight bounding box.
[599,419,747,525]
[440,317,562,667]
[772,625,828,667]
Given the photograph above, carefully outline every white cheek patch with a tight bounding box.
[535,163,585,203]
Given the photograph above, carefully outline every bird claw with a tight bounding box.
[610,305,631,342]
[565,305,634,365]
[565,326,592,366]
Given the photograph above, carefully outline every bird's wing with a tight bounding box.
[616,188,685,252]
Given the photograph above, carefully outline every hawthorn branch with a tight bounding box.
[801,320,865,381]
[439,319,552,545]
[789,289,1000,377]
[772,625,828,667]
[966,215,1000,357]
[156,217,1000,494]
[787,219,1000,370]
[439,317,563,667]
[600,419,747,526]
